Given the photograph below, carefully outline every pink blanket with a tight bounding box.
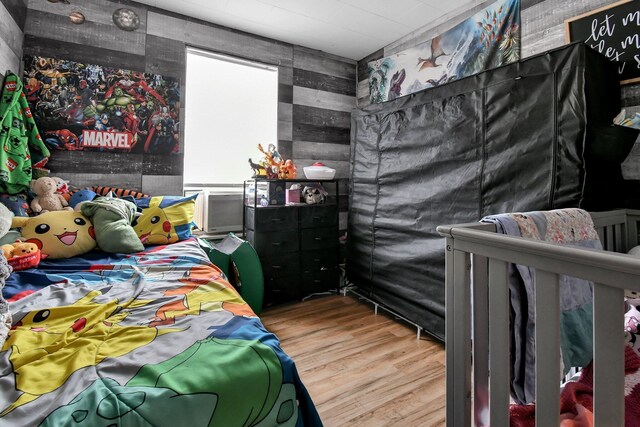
[510,346,640,426]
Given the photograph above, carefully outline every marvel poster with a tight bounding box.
[22,56,180,154]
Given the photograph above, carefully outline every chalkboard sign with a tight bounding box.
[565,0,640,84]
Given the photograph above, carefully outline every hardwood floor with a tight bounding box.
[260,294,446,427]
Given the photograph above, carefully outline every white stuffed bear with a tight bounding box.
[30,177,73,214]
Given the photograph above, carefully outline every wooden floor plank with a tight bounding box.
[261,294,446,427]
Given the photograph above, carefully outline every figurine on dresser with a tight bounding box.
[302,183,328,205]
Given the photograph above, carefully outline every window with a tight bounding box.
[183,48,278,186]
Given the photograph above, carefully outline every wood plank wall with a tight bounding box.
[21,0,355,229]
[356,0,640,180]
[0,0,26,82]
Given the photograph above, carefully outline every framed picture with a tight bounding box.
[565,0,640,84]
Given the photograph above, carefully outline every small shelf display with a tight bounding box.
[243,179,339,208]
[243,179,340,308]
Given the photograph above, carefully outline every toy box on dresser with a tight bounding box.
[244,179,339,307]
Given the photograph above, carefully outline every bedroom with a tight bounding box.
[1,0,640,426]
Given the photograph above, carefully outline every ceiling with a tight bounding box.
[134,0,480,61]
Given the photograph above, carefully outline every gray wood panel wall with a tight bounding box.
[21,0,355,229]
[0,0,26,81]
[356,0,640,180]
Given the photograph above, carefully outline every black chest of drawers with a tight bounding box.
[244,180,339,308]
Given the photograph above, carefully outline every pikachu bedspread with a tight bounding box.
[0,238,321,427]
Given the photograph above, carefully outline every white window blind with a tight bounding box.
[183,47,278,186]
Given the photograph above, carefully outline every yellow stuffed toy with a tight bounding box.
[12,211,96,259]
[1,242,38,259]
[1,242,42,270]
[11,242,39,257]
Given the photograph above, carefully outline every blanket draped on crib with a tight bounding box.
[482,208,598,405]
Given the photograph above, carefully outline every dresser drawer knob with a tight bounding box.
[313,258,320,262]
[272,242,282,246]
[272,265,282,269]
[312,216,321,220]
[271,218,284,222]
[314,237,323,241]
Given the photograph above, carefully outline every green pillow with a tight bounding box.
[81,197,144,254]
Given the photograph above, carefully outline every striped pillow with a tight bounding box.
[92,186,149,199]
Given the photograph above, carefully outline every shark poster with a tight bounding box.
[368,0,520,104]
[22,56,180,154]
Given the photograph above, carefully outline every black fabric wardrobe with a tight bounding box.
[347,43,625,340]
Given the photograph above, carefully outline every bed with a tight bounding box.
[437,209,640,426]
[0,237,322,427]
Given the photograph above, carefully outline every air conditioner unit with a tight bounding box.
[184,188,244,235]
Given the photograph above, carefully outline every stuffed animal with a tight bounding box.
[69,189,97,211]
[0,242,41,271]
[52,177,69,195]
[302,184,328,205]
[30,177,73,214]
[12,210,96,259]
[12,242,39,257]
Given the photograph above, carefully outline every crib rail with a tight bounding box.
[591,210,640,253]
[437,209,640,427]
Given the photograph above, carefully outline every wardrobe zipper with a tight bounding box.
[479,87,486,217]
[370,114,384,283]
[549,68,558,208]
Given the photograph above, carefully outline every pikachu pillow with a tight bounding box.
[134,194,197,245]
[12,211,97,259]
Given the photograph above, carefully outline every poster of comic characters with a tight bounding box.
[22,56,180,154]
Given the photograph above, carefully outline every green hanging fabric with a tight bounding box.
[0,73,50,194]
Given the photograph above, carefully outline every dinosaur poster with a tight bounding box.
[368,0,520,104]
[22,56,180,154]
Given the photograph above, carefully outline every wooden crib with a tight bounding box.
[436,209,640,427]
